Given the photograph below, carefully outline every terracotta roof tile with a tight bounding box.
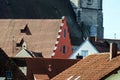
[52,52,120,80]
[0,19,61,58]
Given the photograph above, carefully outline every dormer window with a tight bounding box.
[22,42,27,49]
[16,38,24,47]
[48,64,52,72]
[20,24,31,35]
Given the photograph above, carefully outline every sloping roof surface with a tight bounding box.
[52,53,120,80]
[0,48,27,80]
[92,41,110,52]
[0,0,83,45]
[26,58,79,80]
[98,38,120,50]
[0,19,61,57]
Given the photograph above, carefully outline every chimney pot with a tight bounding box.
[110,43,117,60]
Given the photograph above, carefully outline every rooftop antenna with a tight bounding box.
[114,33,116,39]
[12,36,15,56]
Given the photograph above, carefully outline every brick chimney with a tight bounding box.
[110,43,117,60]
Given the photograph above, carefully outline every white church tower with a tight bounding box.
[70,0,104,38]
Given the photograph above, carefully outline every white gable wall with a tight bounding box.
[70,40,99,59]
[15,49,32,57]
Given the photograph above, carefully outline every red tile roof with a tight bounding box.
[0,19,61,58]
[52,52,120,80]
[26,58,79,80]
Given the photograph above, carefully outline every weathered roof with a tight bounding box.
[26,58,79,80]
[0,19,61,57]
[52,53,120,80]
[0,48,27,80]
[0,0,83,45]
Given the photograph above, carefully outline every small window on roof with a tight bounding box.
[16,39,24,47]
[20,24,31,35]
[22,42,27,49]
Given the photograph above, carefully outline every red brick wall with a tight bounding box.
[53,17,73,59]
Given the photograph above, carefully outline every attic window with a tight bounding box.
[16,39,24,47]
[20,24,31,35]
[60,45,68,54]
[63,29,66,38]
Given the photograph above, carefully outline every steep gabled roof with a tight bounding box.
[52,52,120,80]
[0,19,61,58]
[0,48,27,80]
[26,58,79,80]
[0,0,83,45]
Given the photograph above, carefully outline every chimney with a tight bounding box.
[87,36,98,43]
[110,43,117,60]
